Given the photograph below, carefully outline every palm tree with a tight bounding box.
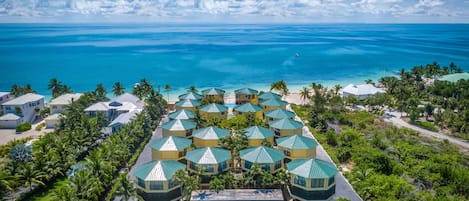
[172,169,199,201]
[48,78,62,98]
[188,86,198,93]
[270,80,288,98]
[209,176,225,194]
[112,82,125,96]
[95,83,108,101]
[10,84,21,96]
[364,79,375,86]
[299,87,310,105]
[16,163,47,191]
[24,84,35,93]
[114,173,142,201]
[0,169,17,197]
[334,84,342,95]
[164,84,171,102]
[52,185,78,201]
[192,110,206,128]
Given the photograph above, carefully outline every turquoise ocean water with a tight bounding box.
[1,24,468,99]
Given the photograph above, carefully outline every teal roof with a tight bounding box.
[235,88,258,95]
[178,92,203,100]
[134,160,186,181]
[150,136,192,151]
[202,88,226,95]
[276,135,318,149]
[439,72,469,83]
[162,119,197,131]
[244,126,275,139]
[200,103,228,113]
[234,103,263,113]
[240,146,285,164]
[264,108,295,119]
[287,158,338,179]
[269,118,303,130]
[192,126,230,140]
[175,99,201,107]
[186,147,231,164]
[258,92,281,100]
[168,109,195,120]
[259,98,287,107]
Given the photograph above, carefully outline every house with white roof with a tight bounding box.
[0,93,45,128]
[0,92,13,115]
[108,110,138,133]
[49,93,82,114]
[341,84,385,99]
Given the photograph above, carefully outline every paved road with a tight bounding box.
[384,111,469,150]
[287,105,363,201]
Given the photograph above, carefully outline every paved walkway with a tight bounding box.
[384,111,469,150]
[287,104,362,201]
[0,120,53,145]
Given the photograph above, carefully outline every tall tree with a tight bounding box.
[94,84,108,101]
[299,87,310,105]
[112,82,125,96]
[16,163,47,191]
[164,84,171,102]
[114,173,141,201]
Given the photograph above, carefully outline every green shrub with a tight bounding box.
[412,121,439,132]
[16,123,32,132]
[35,123,45,131]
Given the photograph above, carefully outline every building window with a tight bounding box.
[137,178,145,188]
[283,149,291,157]
[311,179,324,188]
[328,176,335,186]
[219,161,227,171]
[244,160,252,169]
[168,179,178,189]
[274,161,281,170]
[263,163,271,171]
[202,164,215,173]
[149,181,164,190]
[178,151,185,158]
[52,106,57,109]
[190,161,198,171]
[294,175,306,187]
[5,106,10,110]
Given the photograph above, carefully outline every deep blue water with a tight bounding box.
[1,24,468,97]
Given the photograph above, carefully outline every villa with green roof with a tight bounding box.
[240,146,285,173]
[264,108,296,122]
[276,135,318,162]
[162,119,197,138]
[178,92,203,100]
[175,99,201,111]
[244,126,275,147]
[150,136,192,161]
[233,103,264,119]
[168,109,195,120]
[235,88,259,105]
[201,88,225,104]
[199,103,228,120]
[133,160,186,201]
[259,98,288,111]
[258,91,282,101]
[192,126,230,147]
[269,118,304,137]
[287,158,339,201]
[186,147,231,178]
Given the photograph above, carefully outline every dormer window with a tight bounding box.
[109,101,123,107]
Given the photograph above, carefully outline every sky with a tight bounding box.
[0,0,468,23]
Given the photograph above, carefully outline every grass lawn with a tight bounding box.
[27,178,68,201]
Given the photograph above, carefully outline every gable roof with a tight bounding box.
[234,103,263,113]
[178,92,203,100]
[0,113,21,121]
[111,93,140,104]
[259,98,287,107]
[240,146,285,163]
[108,110,139,127]
[168,109,195,120]
[200,103,228,113]
[264,108,295,119]
[0,92,9,97]
[44,113,62,121]
[150,136,192,151]
[342,84,385,96]
[235,88,258,95]
[192,126,230,140]
[287,158,338,179]
[134,160,186,181]
[276,135,318,149]
[3,93,44,105]
[202,88,225,95]
[49,93,82,105]
[161,119,197,131]
[269,118,303,130]
[244,126,275,139]
[175,99,201,107]
[186,147,231,164]
[258,92,281,100]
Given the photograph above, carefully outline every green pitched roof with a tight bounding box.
[175,99,201,107]
[264,108,295,119]
[439,72,469,83]
[287,158,338,179]
[235,88,258,95]
[162,119,197,131]
[178,92,203,100]
[258,92,281,100]
[234,103,263,113]
[134,160,186,181]
[269,118,303,130]
[168,109,195,120]
[244,126,275,139]
[192,126,230,140]
[186,147,231,164]
[240,146,285,163]
[259,98,287,107]
[200,103,228,113]
[202,88,226,95]
[150,136,192,151]
[275,135,318,149]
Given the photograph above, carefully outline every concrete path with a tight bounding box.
[287,104,362,201]
[0,120,53,145]
[384,111,469,150]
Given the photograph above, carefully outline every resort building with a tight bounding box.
[244,126,275,147]
[235,88,259,105]
[150,136,192,161]
[259,98,288,111]
[201,88,225,104]
[162,119,197,138]
[0,92,13,112]
[258,91,281,101]
[174,99,201,111]
[342,84,385,99]
[178,92,203,101]
[240,146,285,173]
[287,158,339,201]
[275,135,318,162]
[269,118,304,137]
[186,147,231,176]
[0,93,45,128]
[133,160,186,201]
[44,113,62,128]
[199,103,228,120]
[264,108,296,122]
[233,103,264,119]
[84,93,143,121]
[192,126,230,147]
[168,109,195,120]
[107,110,138,133]
[49,93,82,114]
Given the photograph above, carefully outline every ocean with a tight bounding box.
[1,23,468,99]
